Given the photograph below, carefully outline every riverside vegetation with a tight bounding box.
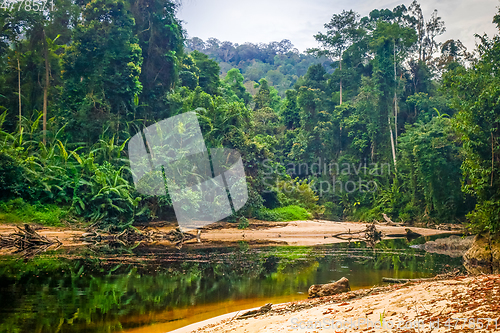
[0,0,499,238]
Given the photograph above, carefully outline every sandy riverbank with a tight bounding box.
[187,219,460,246]
[174,274,500,333]
[0,219,460,253]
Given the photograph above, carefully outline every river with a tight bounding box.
[0,235,464,332]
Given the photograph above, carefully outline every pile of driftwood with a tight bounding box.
[331,223,383,247]
[80,227,200,249]
[0,224,61,258]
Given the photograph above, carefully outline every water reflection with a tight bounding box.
[0,237,464,333]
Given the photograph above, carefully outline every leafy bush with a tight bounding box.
[72,161,143,231]
[275,177,325,218]
[238,216,249,229]
[467,201,500,235]
[255,205,311,221]
[0,198,67,227]
[0,152,26,200]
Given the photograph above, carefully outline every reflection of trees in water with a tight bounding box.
[0,248,315,332]
[371,239,456,274]
[0,240,463,332]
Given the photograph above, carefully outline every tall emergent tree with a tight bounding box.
[366,8,417,166]
[129,0,184,121]
[61,0,143,144]
[308,10,364,105]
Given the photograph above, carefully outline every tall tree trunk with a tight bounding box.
[395,92,398,144]
[17,53,21,135]
[393,40,398,145]
[389,113,397,170]
[492,132,495,187]
[371,142,375,161]
[389,39,397,170]
[43,30,50,145]
[339,56,342,105]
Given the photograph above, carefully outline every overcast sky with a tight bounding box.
[177,0,499,54]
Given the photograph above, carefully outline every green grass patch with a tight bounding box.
[255,205,311,222]
[0,198,68,227]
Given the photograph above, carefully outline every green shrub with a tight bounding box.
[275,178,325,218]
[255,205,311,221]
[238,216,249,229]
[72,161,144,232]
[0,198,68,227]
[467,201,500,235]
[0,153,26,200]
[254,208,281,221]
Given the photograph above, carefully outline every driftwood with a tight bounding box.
[382,213,394,224]
[237,303,272,319]
[0,224,61,258]
[80,226,199,249]
[381,213,403,226]
[331,224,382,247]
[0,235,15,248]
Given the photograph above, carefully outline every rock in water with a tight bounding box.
[308,277,350,298]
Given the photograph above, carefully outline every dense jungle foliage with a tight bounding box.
[0,0,499,234]
[184,37,335,96]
